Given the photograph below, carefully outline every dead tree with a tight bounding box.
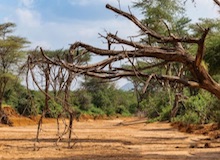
[26,49,82,148]
[26,52,52,142]
[39,3,220,100]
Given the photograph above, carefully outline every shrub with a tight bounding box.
[116,105,131,116]
[207,99,220,123]
[184,91,212,124]
[174,90,220,124]
[158,105,172,121]
[88,106,105,116]
[105,107,116,116]
[141,91,171,119]
[174,111,200,124]
[75,90,92,111]
[45,100,63,118]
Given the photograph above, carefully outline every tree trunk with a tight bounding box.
[36,111,45,142]
[45,64,50,116]
[64,72,74,148]
[0,98,2,112]
[189,63,220,99]
[68,113,73,148]
[36,64,50,142]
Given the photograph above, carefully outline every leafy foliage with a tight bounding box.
[79,77,136,116]
[74,89,92,111]
[0,22,29,110]
[133,0,190,41]
[173,91,220,124]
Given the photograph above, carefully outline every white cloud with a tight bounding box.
[31,40,52,50]
[12,0,219,51]
[12,0,139,50]
[15,8,41,27]
[25,17,139,50]
[3,17,13,23]
[20,0,35,8]
[185,0,219,21]
[68,0,90,6]
[68,0,136,7]
[11,0,140,50]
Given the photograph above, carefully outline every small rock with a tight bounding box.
[189,143,198,148]
[204,143,211,148]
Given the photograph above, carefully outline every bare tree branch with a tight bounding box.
[106,4,201,44]
[29,3,220,100]
[195,28,210,66]
[213,0,220,6]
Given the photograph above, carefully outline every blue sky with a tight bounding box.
[0,0,219,51]
[0,0,138,50]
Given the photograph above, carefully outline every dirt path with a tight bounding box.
[0,118,219,160]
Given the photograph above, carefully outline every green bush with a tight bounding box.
[16,93,37,116]
[75,90,92,111]
[207,99,220,123]
[128,103,138,114]
[184,91,212,124]
[174,90,220,124]
[141,91,171,119]
[4,84,40,116]
[174,111,200,124]
[211,111,220,123]
[115,105,131,116]
[158,105,172,121]
[105,107,116,116]
[88,106,105,116]
[46,100,63,118]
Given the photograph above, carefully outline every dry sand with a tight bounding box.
[0,117,220,160]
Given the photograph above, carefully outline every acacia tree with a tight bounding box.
[126,0,191,114]
[0,23,29,113]
[201,19,220,76]
[41,1,220,101]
